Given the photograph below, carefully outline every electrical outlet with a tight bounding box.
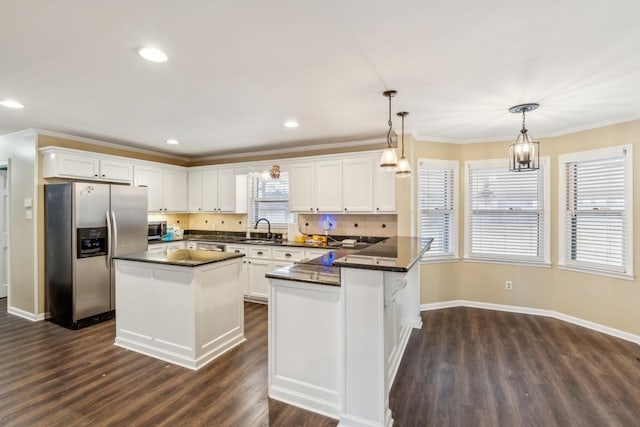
[505,280,513,290]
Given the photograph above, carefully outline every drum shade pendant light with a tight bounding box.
[509,103,540,172]
[379,90,398,171]
[395,111,411,177]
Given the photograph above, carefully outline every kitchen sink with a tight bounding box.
[240,239,281,245]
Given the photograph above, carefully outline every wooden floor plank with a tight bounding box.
[2,299,639,426]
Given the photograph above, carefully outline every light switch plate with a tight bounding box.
[24,198,33,208]
[25,209,33,220]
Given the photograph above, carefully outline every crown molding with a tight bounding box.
[34,129,190,162]
[195,137,391,162]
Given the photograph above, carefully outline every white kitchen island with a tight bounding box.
[267,237,432,427]
[113,249,245,370]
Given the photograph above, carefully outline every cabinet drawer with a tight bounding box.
[249,246,273,258]
[272,247,305,262]
[304,249,332,260]
[226,245,248,255]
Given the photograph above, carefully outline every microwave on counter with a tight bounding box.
[147,221,167,241]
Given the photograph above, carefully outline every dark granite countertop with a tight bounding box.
[149,235,372,250]
[333,237,433,272]
[266,263,341,286]
[266,237,433,286]
[114,249,245,267]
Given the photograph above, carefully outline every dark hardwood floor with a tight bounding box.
[1,298,639,426]
[390,307,640,427]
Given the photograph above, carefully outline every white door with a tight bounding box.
[0,169,7,298]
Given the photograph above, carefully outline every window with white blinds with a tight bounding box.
[465,158,549,264]
[559,145,633,277]
[250,172,292,227]
[418,159,458,260]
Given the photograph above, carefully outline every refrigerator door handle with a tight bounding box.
[106,211,112,268]
[111,210,118,260]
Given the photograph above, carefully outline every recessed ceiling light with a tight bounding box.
[138,47,168,63]
[0,100,24,109]
[166,139,179,145]
[284,120,299,128]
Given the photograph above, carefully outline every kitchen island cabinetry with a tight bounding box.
[267,237,431,426]
[113,249,245,370]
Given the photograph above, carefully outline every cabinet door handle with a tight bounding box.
[94,174,98,177]
[376,207,380,211]
[310,208,313,211]
[257,251,263,256]
[344,208,347,212]
[316,208,319,212]
[234,250,240,253]
[285,253,292,258]
[102,174,106,177]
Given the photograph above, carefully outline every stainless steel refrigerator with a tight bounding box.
[45,182,148,329]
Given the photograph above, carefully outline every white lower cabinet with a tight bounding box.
[225,244,335,303]
[147,241,185,253]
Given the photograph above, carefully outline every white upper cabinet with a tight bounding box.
[202,170,219,211]
[134,164,187,212]
[163,168,187,212]
[373,163,396,213]
[217,168,236,212]
[342,158,373,212]
[187,171,204,212]
[289,154,394,214]
[187,168,246,213]
[289,161,342,212]
[314,160,342,212]
[134,165,163,211]
[41,148,133,183]
[289,164,314,212]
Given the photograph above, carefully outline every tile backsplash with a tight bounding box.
[148,213,248,232]
[148,213,397,238]
[297,214,397,238]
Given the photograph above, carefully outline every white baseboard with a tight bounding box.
[420,300,640,345]
[8,305,45,321]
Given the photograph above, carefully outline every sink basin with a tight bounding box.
[241,239,281,245]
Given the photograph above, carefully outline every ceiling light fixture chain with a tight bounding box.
[395,111,411,177]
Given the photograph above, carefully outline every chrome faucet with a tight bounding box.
[254,218,272,239]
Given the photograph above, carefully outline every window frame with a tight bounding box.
[558,145,633,280]
[248,171,292,228]
[463,157,550,266]
[417,158,459,262]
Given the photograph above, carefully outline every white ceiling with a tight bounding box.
[2,0,640,158]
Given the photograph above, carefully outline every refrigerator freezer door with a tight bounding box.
[74,183,110,228]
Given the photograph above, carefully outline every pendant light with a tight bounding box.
[509,103,540,172]
[379,90,398,171]
[395,111,411,177]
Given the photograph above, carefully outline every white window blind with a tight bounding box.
[563,152,629,273]
[466,160,546,263]
[250,172,292,226]
[418,159,457,259]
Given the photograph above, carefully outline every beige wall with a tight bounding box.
[0,130,38,314]
[409,120,640,336]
